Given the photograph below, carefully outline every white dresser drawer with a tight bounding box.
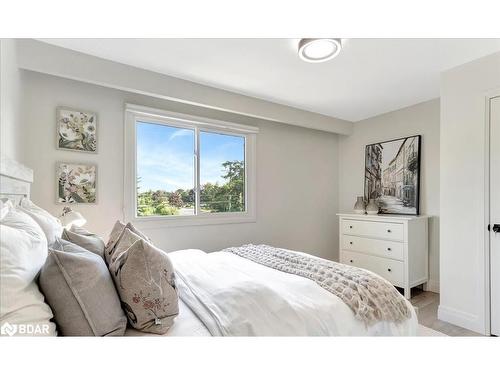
[341,219,404,242]
[341,235,404,261]
[338,213,429,299]
[341,250,404,287]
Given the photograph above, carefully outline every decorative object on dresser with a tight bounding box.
[364,135,421,215]
[57,107,97,153]
[366,198,379,215]
[353,196,366,214]
[337,213,428,299]
[57,162,97,204]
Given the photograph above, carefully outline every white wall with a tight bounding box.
[0,39,22,160]
[439,51,500,334]
[19,71,340,260]
[338,99,440,291]
[17,39,353,135]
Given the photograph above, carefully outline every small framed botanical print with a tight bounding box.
[57,162,97,204]
[57,107,97,153]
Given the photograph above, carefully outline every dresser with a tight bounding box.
[337,213,428,299]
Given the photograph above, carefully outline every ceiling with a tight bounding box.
[39,39,500,122]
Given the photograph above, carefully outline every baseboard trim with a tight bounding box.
[425,279,440,293]
[437,305,485,334]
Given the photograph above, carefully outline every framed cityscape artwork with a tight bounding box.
[364,135,421,215]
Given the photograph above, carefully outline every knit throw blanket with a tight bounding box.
[223,244,411,325]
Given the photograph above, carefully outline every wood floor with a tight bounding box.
[409,289,482,336]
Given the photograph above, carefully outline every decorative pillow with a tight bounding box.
[107,225,143,265]
[104,221,149,264]
[39,239,127,336]
[0,207,56,336]
[105,220,126,249]
[0,199,13,220]
[18,198,63,245]
[62,225,105,258]
[108,229,179,334]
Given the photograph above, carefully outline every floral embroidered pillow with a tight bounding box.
[107,227,141,265]
[104,221,150,265]
[108,229,179,334]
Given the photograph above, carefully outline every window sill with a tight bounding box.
[127,212,256,230]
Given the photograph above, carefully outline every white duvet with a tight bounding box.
[169,249,418,336]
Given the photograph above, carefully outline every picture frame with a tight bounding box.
[56,162,97,204]
[56,107,98,153]
[364,135,421,215]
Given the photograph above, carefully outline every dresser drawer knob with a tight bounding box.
[387,247,392,251]
[387,268,392,272]
[349,225,353,229]
[349,241,353,245]
[387,229,392,233]
[349,260,353,263]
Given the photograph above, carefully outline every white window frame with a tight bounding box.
[124,104,257,228]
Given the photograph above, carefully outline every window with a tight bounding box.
[125,105,257,226]
[199,131,245,213]
[136,122,195,216]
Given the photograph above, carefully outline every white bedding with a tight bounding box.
[125,300,210,336]
[164,249,417,336]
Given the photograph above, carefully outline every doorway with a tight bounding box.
[489,95,500,336]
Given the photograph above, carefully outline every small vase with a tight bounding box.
[366,199,379,215]
[353,196,365,214]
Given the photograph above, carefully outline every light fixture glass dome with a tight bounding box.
[298,38,342,63]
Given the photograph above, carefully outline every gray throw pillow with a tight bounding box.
[108,229,179,334]
[39,239,127,336]
[62,225,105,258]
[105,221,149,265]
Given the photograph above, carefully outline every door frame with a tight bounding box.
[485,89,500,336]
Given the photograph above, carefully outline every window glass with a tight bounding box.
[136,121,195,216]
[200,131,245,213]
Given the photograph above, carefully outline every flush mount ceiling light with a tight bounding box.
[298,38,342,63]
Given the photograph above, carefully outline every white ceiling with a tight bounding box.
[39,38,500,122]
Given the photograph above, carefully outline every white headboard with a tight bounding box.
[0,154,33,204]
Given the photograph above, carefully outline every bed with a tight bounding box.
[1,155,418,336]
[126,248,417,336]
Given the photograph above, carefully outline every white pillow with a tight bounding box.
[0,199,13,220]
[18,198,63,245]
[0,206,56,336]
